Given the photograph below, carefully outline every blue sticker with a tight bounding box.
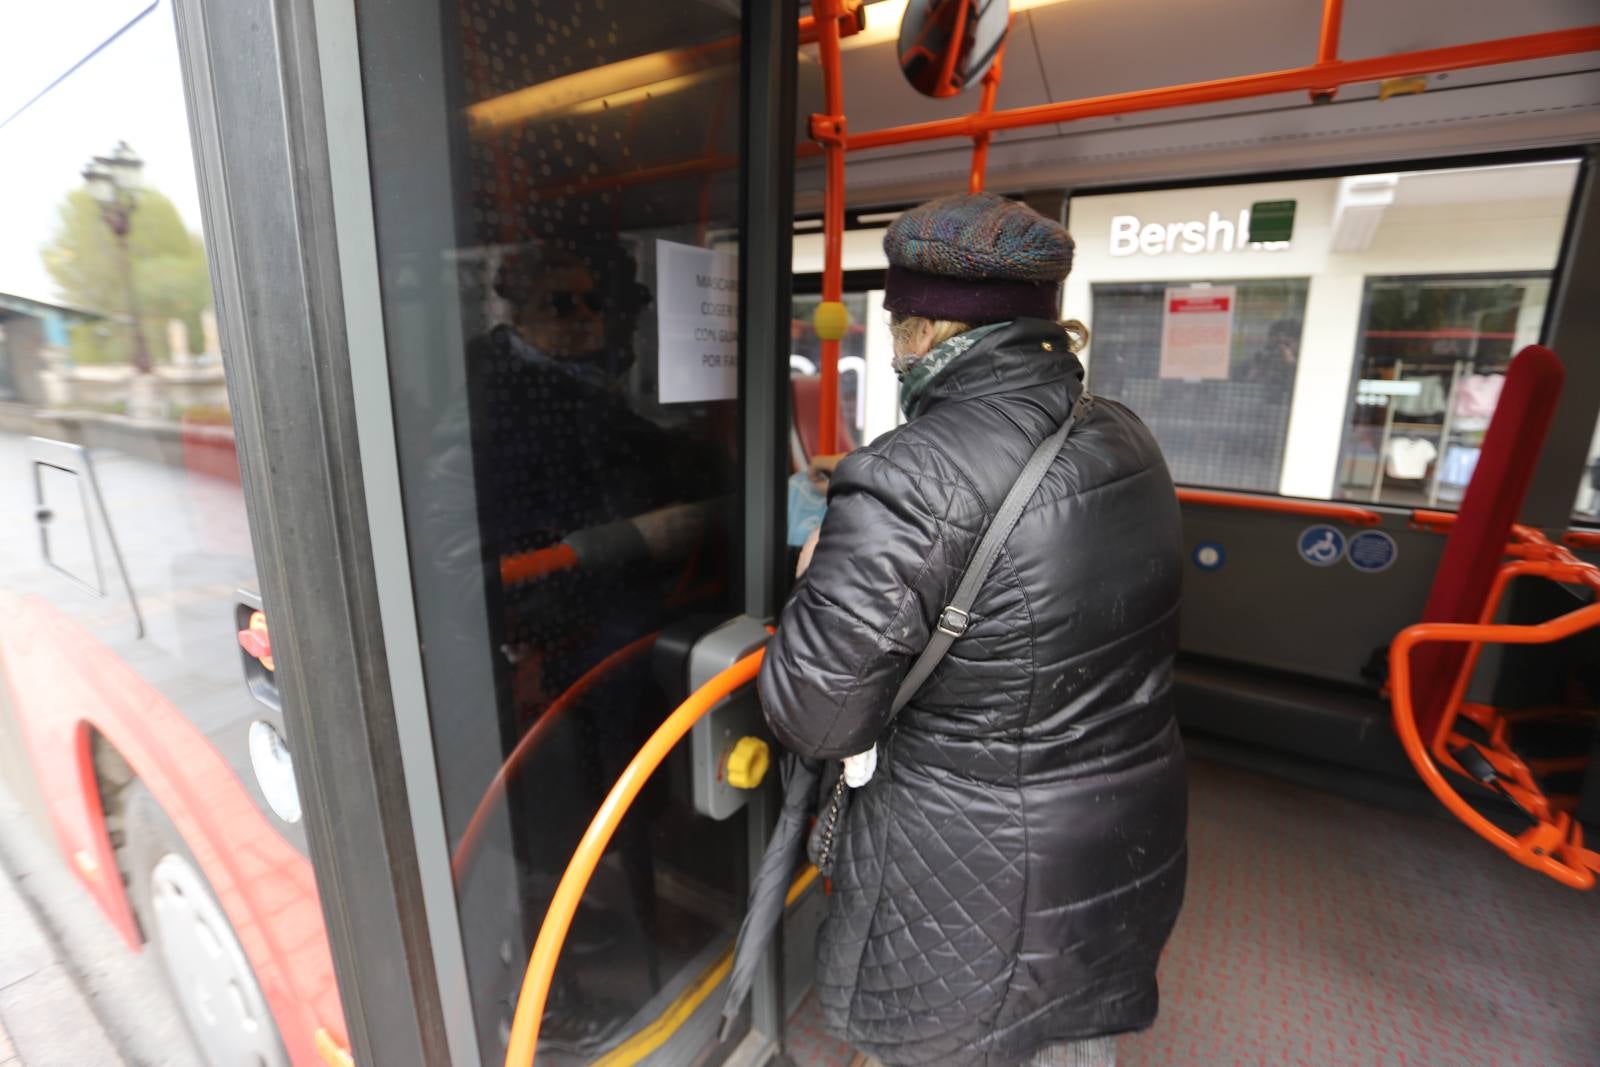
[1192,542,1226,571]
[1298,524,1346,567]
[1348,529,1398,573]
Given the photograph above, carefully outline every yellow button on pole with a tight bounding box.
[812,300,850,342]
[725,736,771,790]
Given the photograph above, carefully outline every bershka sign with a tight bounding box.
[1109,209,1291,257]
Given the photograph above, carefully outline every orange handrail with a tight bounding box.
[845,24,1600,151]
[1390,588,1600,890]
[1176,488,1382,526]
[501,544,580,585]
[1566,529,1600,552]
[1411,509,1555,548]
[451,631,660,884]
[503,648,766,1067]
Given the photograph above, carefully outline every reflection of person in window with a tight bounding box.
[1242,319,1300,390]
[477,244,643,387]
[458,241,728,1053]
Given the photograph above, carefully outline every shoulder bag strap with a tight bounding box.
[889,404,1079,716]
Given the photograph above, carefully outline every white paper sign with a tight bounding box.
[1159,285,1235,380]
[656,240,739,404]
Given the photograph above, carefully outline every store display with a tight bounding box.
[1386,436,1438,480]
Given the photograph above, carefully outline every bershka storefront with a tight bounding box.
[1063,160,1578,506]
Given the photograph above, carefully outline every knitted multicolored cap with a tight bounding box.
[882,193,1074,324]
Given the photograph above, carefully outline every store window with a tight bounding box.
[1337,274,1549,507]
[1065,160,1581,504]
[1088,278,1309,492]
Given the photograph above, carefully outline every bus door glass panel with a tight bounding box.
[354,1,750,1060]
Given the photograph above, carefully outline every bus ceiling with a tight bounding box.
[799,0,1600,454]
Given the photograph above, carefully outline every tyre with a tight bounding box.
[123,781,291,1067]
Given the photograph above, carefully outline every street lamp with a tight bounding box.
[82,141,152,374]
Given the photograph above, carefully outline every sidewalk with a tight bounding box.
[0,844,124,1067]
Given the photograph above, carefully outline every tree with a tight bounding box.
[40,186,212,366]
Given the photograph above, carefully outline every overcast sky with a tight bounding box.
[0,0,205,305]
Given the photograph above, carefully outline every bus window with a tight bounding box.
[1577,413,1600,524]
[0,4,339,1065]
[791,291,869,453]
[1064,159,1581,505]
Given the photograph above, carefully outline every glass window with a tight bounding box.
[1577,417,1600,524]
[355,0,754,1059]
[791,291,869,453]
[1337,274,1549,507]
[1065,160,1581,503]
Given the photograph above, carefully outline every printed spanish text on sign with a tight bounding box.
[656,239,739,404]
[1159,285,1235,380]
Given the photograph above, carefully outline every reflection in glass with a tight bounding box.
[0,4,337,1064]
[356,0,752,1059]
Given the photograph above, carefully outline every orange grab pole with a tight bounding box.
[451,631,660,885]
[935,0,974,98]
[502,648,766,1067]
[967,19,1009,194]
[1175,488,1382,526]
[1310,0,1344,100]
[813,0,851,456]
[1390,602,1600,891]
[845,25,1600,152]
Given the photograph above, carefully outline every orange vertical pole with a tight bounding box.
[1311,0,1344,101]
[813,0,849,455]
[935,0,974,97]
[967,21,1010,194]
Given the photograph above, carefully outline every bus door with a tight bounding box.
[332,0,806,1062]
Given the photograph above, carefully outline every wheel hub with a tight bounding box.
[150,853,288,1067]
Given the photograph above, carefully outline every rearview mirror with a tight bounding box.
[897,0,1009,99]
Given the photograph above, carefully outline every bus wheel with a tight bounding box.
[123,782,290,1067]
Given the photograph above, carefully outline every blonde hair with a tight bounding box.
[890,315,1089,355]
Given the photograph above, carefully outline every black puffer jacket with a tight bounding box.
[759,318,1187,1066]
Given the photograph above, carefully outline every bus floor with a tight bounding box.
[782,757,1599,1067]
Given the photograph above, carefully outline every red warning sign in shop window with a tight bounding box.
[1160,285,1236,380]
[1168,294,1232,314]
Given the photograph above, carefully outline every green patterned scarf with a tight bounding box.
[897,321,1009,420]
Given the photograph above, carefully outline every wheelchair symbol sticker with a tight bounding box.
[1298,525,1346,567]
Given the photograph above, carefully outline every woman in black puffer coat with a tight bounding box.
[759,194,1187,1067]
